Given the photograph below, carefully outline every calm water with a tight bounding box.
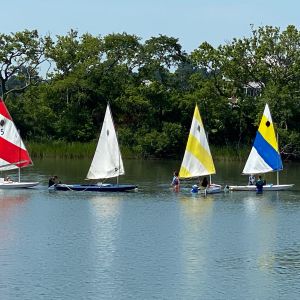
[0,159,300,300]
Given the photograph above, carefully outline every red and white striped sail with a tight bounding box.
[0,98,32,171]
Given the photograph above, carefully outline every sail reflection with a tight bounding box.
[89,195,122,219]
[87,194,122,287]
[0,192,29,241]
[179,194,214,220]
[178,194,215,297]
[259,246,300,276]
[0,192,29,216]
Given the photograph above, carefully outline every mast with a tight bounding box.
[117,139,120,185]
[18,129,21,182]
[112,104,120,186]
[277,132,279,185]
[207,131,212,185]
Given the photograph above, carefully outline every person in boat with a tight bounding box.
[48,176,55,187]
[171,171,180,192]
[201,176,209,188]
[255,175,264,192]
[49,175,61,187]
[248,174,256,185]
[4,176,12,182]
[54,175,61,184]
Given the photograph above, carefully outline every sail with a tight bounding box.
[0,98,32,171]
[179,104,216,178]
[86,104,124,180]
[243,103,283,175]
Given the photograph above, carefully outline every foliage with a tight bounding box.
[0,30,51,99]
[2,25,300,159]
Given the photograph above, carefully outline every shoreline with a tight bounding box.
[27,141,253,161]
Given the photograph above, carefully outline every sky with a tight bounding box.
[2,0,300,53]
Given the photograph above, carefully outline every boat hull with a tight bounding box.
[0,181,39,189]
[51,183,138,192]
[198,184,223,194]
[229,184,294,191]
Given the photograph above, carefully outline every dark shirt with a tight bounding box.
[256,179,264,192]
[172,176,179,186]
[201,178,208,188]
[48,178,55,187]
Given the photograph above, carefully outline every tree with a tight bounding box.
[0,30,51,100]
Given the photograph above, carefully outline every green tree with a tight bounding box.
[0,30,51,100]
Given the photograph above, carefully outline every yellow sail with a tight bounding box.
[179,105,216,178]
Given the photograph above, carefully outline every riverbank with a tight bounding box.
[27,141,250,161]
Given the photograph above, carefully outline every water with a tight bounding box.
[0,159,300,299]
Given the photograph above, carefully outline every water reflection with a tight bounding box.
[0,191,29,218]
[89,195,122,219]
[241,192,279,214]
[0,191,30,242]
[0,159,299,299]
[259,246,300,275]
[179,193,214,220]
[86,194,123,296]
[177,194,215,298]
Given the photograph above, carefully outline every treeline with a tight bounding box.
[1,26,300,159]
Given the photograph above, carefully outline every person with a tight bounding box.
[53,175,61,184]
[255,175,264,193]
[4,176,12,182]
[191,184,199,193]
[48,176,55,187]
[248,174,256,185]
[48,175,61,187]
[201,176,209,188]
[224,185,230,192]
[171,171,180,192]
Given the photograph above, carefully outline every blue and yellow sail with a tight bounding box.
[243,104,283,174]
[179,105,216,178]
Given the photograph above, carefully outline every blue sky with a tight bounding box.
[3,0,300,53]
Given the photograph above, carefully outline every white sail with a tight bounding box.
[179,105,216,178]
[86,104,124,180]
[243,104,282,175]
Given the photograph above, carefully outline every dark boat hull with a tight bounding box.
[51,183,137,192]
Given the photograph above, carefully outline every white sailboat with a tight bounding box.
[0,98,39,189]
[179,104,222,194]
[229,103,294,191]
[52,103,137,192]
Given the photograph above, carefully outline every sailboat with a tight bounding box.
[179,104,222,194]
[0,98,39,189]
[52,104,137,192]
[229,103,294,191]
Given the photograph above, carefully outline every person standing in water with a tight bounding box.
[201,176,209,188]
[255,175,264,193]
[171,171,180,192]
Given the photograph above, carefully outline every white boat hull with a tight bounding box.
[198,184,223,194]
[0,181,39,189]
[229,184,294,191]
